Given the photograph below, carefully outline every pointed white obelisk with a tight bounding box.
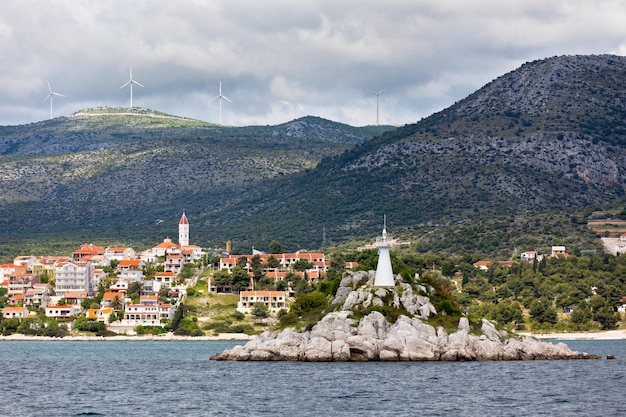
[374,215,394,287]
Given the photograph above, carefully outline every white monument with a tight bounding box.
[374,216,394,287]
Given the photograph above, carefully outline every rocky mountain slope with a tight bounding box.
[3,55,626,256]
[209,55,626,249]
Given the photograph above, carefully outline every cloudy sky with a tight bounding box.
[1,1,626,127]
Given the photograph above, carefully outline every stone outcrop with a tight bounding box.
[211,311,597,361]
[211,271,599,362]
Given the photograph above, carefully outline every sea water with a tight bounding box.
[0,339,624,417]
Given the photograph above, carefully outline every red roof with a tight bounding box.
[118,259,142,267]
[179,212,189,225]
[154,239,179,249]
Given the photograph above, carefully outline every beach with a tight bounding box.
[0,332,254,342]
[516,329,626,340]
[2,329,625,341]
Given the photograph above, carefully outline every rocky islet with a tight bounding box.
[211,271,599,362]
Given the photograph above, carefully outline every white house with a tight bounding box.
[104,247,137,263]
[117,295,175,328]
[54,260,94,297]
[117,259,145,283]
[2,306,29,319]
[154,271,175,287]
[521,251,537,262]
[45,305,83,318]
[237,291,288,314]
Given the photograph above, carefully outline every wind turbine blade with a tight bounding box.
[133,80,145,88]
[377,88,386,95]
[52,92,65,97]
[208,95,220,103]
[222,95,233,103]
[120,80,131,89]
[47,80,52,93]
[43,93,52,102]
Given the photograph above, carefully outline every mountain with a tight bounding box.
[0,107,391,257]
[3,55,626,259]
[205,55,626,251]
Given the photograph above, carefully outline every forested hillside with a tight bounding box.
[0,108,390,259]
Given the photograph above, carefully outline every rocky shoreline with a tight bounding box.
[210,311,598,361]
[211,270,599,362]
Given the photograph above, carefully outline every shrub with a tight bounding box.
[135,325,167,335]
[190,329,205,337]
[278,311,299,327]
[290,291,328,316]
[231,311,245,321]
[76,320,106,333]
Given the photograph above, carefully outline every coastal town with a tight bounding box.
[0,213,347,336]
[2,212,626,338]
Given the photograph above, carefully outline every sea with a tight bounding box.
[0,339,624,417]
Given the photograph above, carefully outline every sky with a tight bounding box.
[1,0,626,127]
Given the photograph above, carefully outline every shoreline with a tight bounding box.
[515,329,626,341]
[2,329,625,342]
[0,332,255,342]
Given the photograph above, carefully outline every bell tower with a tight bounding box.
[179,212,189,247]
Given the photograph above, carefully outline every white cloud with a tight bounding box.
[1,0,626,126]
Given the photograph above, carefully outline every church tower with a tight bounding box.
[179,212,189,247]
[374,215,394,287]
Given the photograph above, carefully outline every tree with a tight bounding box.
[128,282,143,302]
[212,270,231,287]
[81,297,95,310]
[594,306,621,330]
[570,304,591,328]
[441,260,457,277]
[292,259,313,272]
[494,299,523,324]
[236,256,249,269]
[269,240,283,254]
[529,297,557,325]
[266,255,280,269]
[251,302,269,318]
[231,267,251,292]
[110,295,124,311]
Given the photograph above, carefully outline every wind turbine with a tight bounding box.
[43,80,65,119]
[119,67,144,108]
[208,81,232,124]
[367,87,386,126]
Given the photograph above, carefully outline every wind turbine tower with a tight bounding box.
[374,215,395,287]
[43,80,65,119]
[208,81,232,124]
[367,88,385,126]
[120,67,144,108]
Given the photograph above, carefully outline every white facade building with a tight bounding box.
[54,260,94,297]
